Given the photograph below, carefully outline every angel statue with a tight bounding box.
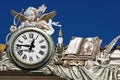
[10,4,61,35]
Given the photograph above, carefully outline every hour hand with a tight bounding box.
[16,44,30,47]
[29,39,35,51]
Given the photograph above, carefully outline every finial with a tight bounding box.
[59,27,62,37]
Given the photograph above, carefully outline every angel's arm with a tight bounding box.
[37,20,49,30]
[18,22,25,28]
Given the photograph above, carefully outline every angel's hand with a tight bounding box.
[37,20,49,30]
[10,25,17,33]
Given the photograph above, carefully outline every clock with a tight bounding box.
[7,27,54,69]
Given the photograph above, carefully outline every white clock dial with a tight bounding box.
[14,31,49,65]
[8,27,54,69]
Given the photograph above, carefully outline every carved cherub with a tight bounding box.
[10,4,60,35]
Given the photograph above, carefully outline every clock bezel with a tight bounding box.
[7,27,55,70]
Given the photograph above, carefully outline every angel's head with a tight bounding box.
[24,7,38,21]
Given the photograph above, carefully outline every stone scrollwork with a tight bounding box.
[0,52,21,71]
[0,49,118,80]
[0,35,120,80]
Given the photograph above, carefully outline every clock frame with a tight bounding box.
[7,27,55,70]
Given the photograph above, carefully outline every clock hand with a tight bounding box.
[31,39,35,47]
[29,39,35,51]
[16,44,30,47]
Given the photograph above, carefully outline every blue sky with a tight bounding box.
[0,0,120,47]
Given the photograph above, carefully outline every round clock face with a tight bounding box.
[8,27,54,69]
[14,31,49,65]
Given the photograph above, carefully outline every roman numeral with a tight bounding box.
[18,40,23,43]
[29,56,33,61]
[39,50,45,55]
[36,34,39,39]
[22,35,27,40]
[41,45,46,49]
[29,33,33,38]
[22,54,27,60]
[36,55,40,59]
[18,50,23,56]
[15,46,21,51]
[39,40,44,43]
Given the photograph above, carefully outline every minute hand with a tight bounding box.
[16,44,30,47]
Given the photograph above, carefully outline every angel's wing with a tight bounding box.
[11,10,27,22]
[39,11,57,21]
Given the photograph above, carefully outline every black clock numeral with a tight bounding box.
[18,50,23,56]
[36,55,40,59]
[22,35,27,40]
[15,46,21,51]
[36,34,39,40]
[29,33,33,39]
[18,40,23,43]
[22,54,27,60]
[39,50,45,55]
[29,56,33,61]
[39,40,44,43]
[41,45,46,49]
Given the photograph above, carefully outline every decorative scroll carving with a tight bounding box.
[0,35,119,80]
